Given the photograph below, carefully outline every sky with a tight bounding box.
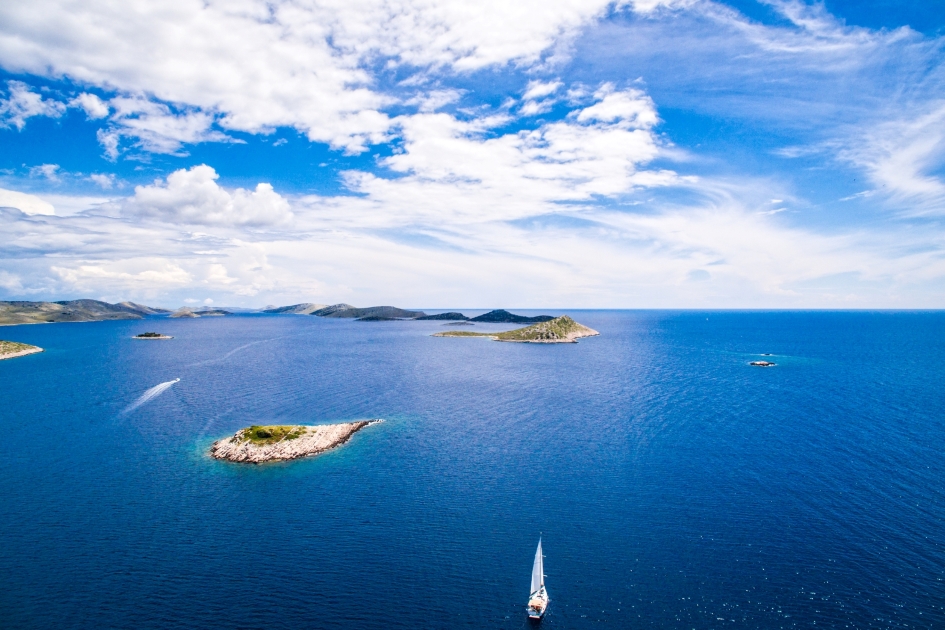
[0,0,943,309]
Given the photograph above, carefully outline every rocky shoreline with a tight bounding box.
[210,420,382,463]
[0,341,44,361]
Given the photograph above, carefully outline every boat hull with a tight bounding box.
[527,588,549,620]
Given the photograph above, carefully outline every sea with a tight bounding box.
[0,311,942,629]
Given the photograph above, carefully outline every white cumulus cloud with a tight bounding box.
[126,164,292,226]
[337,86,676,225]
[70,92,109,119]
[0,0,615,153]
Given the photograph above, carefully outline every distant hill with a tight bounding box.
[468,309,554,323]
[415,312,469,320]
[434,316,598,343]
[262,303,328,314]
[311,303,357,317]
[117,301,171,315]
[312,304,427,319]
[170,307,232,318]
[0,299,168,326]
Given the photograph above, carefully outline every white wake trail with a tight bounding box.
[123,378,180,414]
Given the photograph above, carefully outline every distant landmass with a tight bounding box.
[312,304,427,319]
[170,307,232,318]
[262,303,327,314]
[0,300,169,326]
[0,299,560,327]
[469,309,554,323]
[258,304,558,322]
[433,316,598,343]
[415,312,469,320]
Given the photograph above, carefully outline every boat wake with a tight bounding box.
[122,378,180,414]
[189,338,279,367]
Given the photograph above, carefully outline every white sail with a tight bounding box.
[530,538,544,594]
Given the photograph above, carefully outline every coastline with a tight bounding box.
[0,345,44,361]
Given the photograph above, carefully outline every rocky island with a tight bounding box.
[0,340,44,360]
[209,420,382,463]
[433,315,598,343]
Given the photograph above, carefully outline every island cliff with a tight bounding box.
[433,315,598,343]
[210,420,382,463]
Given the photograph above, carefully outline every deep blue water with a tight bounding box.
[1,311,943,629]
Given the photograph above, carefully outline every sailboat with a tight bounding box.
[527,538,549,620]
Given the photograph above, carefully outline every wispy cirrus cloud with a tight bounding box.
[0,80,65,129]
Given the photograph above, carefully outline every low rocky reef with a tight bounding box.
[0,340,44,361]
[134,332,173,339]
[433,315,598,344]
[210,420,382,463]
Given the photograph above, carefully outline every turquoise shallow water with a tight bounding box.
[0,311,943,628]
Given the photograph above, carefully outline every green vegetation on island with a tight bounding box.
[238,425,306,445]
[433,315,599,343]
